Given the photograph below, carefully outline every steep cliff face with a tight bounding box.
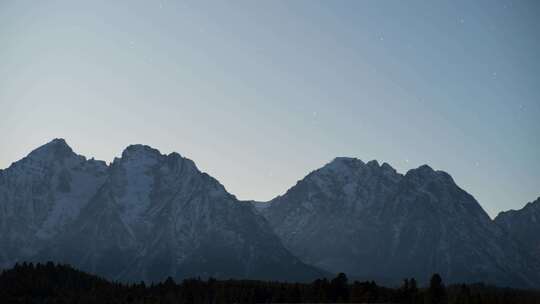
[495,197,540,258]
[260,158,540,287]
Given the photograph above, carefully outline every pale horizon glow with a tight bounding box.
[1,0,539,217]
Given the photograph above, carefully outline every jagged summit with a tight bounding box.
[21,139,202,171]
[49,138,68,146]
[366,159,380,167]
[380,162,395,172]
[121,144,162,158]
[497,197,540,216]
[518,197,540,212]
[26,138,76,162]
[323,157,398,173]
[118,144,200,177]
[323,157,452,180]
[323,157,365,171]
[330,156,364,164]
[413,164,434,172]
[33,138,70,151]
[404,164,455,184]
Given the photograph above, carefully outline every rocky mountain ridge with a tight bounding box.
[1,140,538,288]
[495,197,540,258]
[258,157,540,288]
[0,139,322,282]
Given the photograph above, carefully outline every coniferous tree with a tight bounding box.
[428,273,447,304]
[2,263,540,303]
[330,272,349,302]
[409,278,419,303]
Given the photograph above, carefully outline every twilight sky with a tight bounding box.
[1,0,538,217]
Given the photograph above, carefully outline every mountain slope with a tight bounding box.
[2,140,538,287]
[0,139,107,268]
[11,141,323,282]
[259,157,540,287]
[495,197,540,258]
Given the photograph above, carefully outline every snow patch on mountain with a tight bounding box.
[260,157,540,288]
[0,139,324,282]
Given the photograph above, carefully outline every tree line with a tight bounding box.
[1,262,539,303]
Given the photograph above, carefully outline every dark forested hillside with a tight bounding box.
[1,263,540,304]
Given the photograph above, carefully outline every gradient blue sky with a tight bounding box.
[1,0,538,217]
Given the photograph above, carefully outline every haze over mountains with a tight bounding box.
[0,139,538,288]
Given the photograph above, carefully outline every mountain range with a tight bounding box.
[0,139,322,282]
[0,139,538,288]
[256,157,539,287]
